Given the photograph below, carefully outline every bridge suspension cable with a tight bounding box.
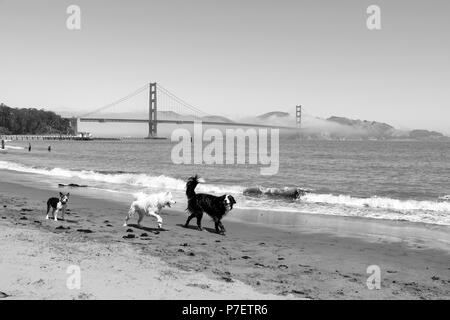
[80,83,150,117]
[156,83,212,118]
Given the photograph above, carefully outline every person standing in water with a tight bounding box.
[48,145,51,152]
[28,143,31,152]
[1,139,4,150]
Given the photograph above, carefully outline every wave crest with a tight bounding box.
[301,193,450,213]
[0,160,242,194]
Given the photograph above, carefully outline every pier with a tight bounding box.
[0,135,90,141]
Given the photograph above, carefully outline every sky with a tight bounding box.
[0,0,449,134]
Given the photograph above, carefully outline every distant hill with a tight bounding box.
[322,116,447,140]
[0,103,73,135]
[327,116,396,138]
[200,115,234,123]
[257,111,290,120]
[408,129,444,139]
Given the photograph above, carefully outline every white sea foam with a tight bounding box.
[0,160,243,195]
[1,145,24,150]
[301,193,450,213]
[1,159,449,225]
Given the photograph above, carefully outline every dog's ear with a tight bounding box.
[66,193,70,197]
[229,195,236,204]
[59,192,63,197]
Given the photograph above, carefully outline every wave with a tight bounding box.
[1,145,24,150]
[1,159,448,221]
[0,160,243,195]
[300,193,450,213]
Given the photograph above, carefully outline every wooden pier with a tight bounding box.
[0,135,91,141]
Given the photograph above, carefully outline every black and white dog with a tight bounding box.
[184,175,236,234]
[46,192,70,221]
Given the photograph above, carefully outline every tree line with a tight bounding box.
[0,103,73,135]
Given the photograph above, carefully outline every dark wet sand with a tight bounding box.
[0,180,449,299]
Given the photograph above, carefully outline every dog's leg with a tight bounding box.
[123,208,134,227]
[219,220,226,234]
[61,206,65,221]
[213,217,221,233]
[184,213,196,228]
[137,211,144,227]
[196,212,204,231]
[149,211,163,229]
[54,208,58,221]
[46,204,51,220]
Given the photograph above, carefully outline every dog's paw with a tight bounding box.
[123,223,128,227]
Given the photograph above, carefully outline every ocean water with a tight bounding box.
[1,138,449,226]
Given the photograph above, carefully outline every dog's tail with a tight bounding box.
[186,175,202,199]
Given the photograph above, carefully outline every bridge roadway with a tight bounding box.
[78,118,298,130]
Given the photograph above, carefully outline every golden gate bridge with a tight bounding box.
[69,83,302,138]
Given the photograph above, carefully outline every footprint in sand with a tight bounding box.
[0,292,10,299]
[123,234,135,239]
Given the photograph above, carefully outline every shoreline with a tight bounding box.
[0,178,449,299]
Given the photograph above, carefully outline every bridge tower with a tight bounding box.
[148,82,157,138]
[69,117,78,135]
[296,105,301,128]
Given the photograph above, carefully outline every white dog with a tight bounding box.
[123,192,176,229]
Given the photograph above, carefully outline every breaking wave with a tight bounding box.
[0,160,242,194]
[300,193,450,213]
[1,160,449,225]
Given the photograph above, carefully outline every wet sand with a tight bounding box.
[0,179,449,299]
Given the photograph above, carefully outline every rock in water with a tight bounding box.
[243,186,311,199]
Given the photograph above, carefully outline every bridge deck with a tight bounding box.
[78,118,298,130]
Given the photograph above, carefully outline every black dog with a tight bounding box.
[184,175,236,234]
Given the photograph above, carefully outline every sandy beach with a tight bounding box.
[0,178,449,300]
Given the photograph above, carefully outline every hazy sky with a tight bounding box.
[0,0,449,133]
